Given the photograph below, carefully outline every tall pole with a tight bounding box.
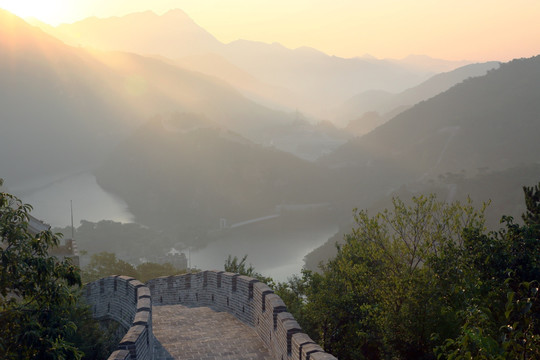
[70,200,74,240]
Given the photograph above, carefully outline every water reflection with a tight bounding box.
[14,172,134,227]
[190,221,338,282]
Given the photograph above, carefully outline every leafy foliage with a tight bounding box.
[275,185,540,359]
[0,183,125,359]
[63,301,120,360]
[224,255,275,286]
[82,251,187,283]
[53,219,178,265]
[433,184,540,359]
[0,180,82,359]
[82,252,138,283]
[297,195,486,359]
[523,183,540,228]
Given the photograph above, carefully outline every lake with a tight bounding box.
[12,172,134,227]
[189,217,338,282]
[9,172,337,281]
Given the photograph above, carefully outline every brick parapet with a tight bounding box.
[83,275,153,360]
[85,271,337,360]
[147,270,337,360]
[108,350,131,360]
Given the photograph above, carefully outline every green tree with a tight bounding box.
[82,252,138,283]
[224,255,319,342]
[82,251,186,283]
[225,187,540,360]
[0,180,83,359]
[63,301,119,360]
[435,183,540,359]
[272,271,318,338]
[523,183,540,228]
[224,255,275,286]
[136,262,185,283]
[302,195,487,359]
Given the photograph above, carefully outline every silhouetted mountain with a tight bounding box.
[172,53,297,111]
[344,111,386,137]
[2,10,337,188]
[219,40,434,116]
[86,49,296,143]
[95,114,332,233]
[84,50,342,160]
[338,62,500,131]
[0,9,134,186]
[44,10,471,119]
[54,9,223,57]
[386,54,472,73]
[325,56,540,180]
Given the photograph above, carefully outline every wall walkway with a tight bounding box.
[152,304,272,359]
[84,271,337,360]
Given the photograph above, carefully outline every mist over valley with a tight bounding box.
[1,6,540,283]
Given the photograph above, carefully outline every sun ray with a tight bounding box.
[0,0,70,25]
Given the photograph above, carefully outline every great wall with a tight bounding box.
[84,270,337,360]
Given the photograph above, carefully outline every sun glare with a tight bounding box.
[0,0,69,25]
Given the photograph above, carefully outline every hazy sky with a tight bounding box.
[1,0,539,61]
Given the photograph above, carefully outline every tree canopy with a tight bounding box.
[0,179,82,359]
[0,181,116,359]
[82,251,187,283]
[274,185,540,359]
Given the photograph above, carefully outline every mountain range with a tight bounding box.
[338,61,501,131]
[95,55,540,239]
[95,114,333,233]
[2,7,539,264]
[40,9,472,119]
[325,56,540,178]
[0,10,132,185]
[0,9,339,186]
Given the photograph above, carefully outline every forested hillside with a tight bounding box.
[325,56,540,177]
[95,114,333,233]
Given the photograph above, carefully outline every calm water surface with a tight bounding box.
[11,172,336,281]
[13,172,134,227]
[190,221,338,282]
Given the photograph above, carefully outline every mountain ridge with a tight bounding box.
[40,9,473,120]
[339,61,500,131]
[325,55,540,179]
[0,10,333,186]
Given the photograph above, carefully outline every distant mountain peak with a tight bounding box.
[52,8,221,57]
[162,8,190,17]
[58,8,197,27]
[0,8,66,49]
[293,46,327,57]
[0,7,28,24]
[386,54,473,73]
[360,53,378,59]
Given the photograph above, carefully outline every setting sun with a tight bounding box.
[0,0,74,25]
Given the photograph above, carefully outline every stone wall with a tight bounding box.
[85,271,337,360]
[84,276,153,360]
[147,270,337,360]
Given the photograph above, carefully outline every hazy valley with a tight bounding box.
[2,7,540,280]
